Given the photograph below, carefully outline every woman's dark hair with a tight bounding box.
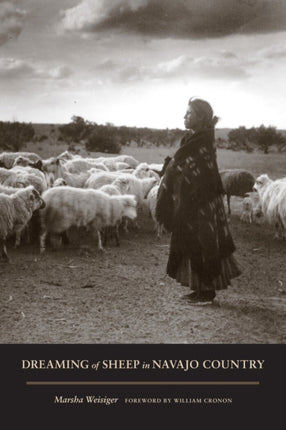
[189,97,219,128]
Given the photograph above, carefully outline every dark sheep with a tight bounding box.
[220,169,255,215]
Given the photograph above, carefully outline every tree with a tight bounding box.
[0,121,34,151]
[228,126,252,151]
[58,116,93,143]
[253,125,285,154]
[86,126,121,154]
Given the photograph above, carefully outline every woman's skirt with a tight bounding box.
[175,255,241,291]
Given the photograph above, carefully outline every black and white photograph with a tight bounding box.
[0,0,285,427]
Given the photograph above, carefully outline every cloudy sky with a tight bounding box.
[0,0,286,129]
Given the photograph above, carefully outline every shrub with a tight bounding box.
[0,121,35,151]
[86,129,121,154]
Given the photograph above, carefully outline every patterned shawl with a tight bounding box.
[156,128,236,284]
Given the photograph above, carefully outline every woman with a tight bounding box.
[156,97,241,303]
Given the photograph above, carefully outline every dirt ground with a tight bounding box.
[1,197,286,344]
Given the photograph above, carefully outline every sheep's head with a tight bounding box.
[122,195,137,220]
[42,157,58,173]
[32,160,44,171]
[22,186,46,210]
[253,174,271,192]
[53,178,67,187]
[134,163,151,178]
[113,177,130,194]
[13,156,28,167]
[58,150,73,160]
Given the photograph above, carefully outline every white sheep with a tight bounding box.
[133,162,160,181]
[0,152,41,169]
[9,165,48,194]
[12,155,43,171]
[53,178,67,187]
[111,174,158,232]
[39,186,137,253]
[253,174,286,238]
[98,183,129,246]
[0,185,45,260]
[240,196,254,224]
[95,155,139,169]
[84,171,122,189]
[116,174,158,208]
[145,184,165,238]
[148,163,163,172]
[89,173,157,208]
[41,156,58,175]
[240,192,262,224]
[53,159,91,188]
[0,184,24,194]
[0,183,42,245]
[99,184,121,196]
[57,150,75,160]
[0,167,18,187]
[64,158,109,174]
[220,169,255,215]
[0,167,44,192]
[98,158,122,171]
[114,161,130,171]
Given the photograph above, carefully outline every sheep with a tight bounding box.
[100,184,122,196]
[116,174,158,208]
[240,192,262,224]
[148,163,163,172]
[0,185,45,260]
[52,159,91,188]
[12,156,44,171]
[253,174,286,239]
[240,196,254,224]
[0,152,41,169]
[9,165,48,194]
[84,171,122,189]
[39,186,137,253]
[97,158,122,171]
[63,158,109,174]
[114,155,139,168]
[111,174,158,232]
[41,156,58,176]
[0,167,18,186]
[0,183,42,245]
[0,165,48,193]
[0,163,48,192]
[95,155,139,169]
[145,184,165,238]
[0,184,24,195]
[133,162,160,181]
[88,173,157,208]
[98,184,127,247]
[114,161,131,171]
[219,169,255,215]
[57,150,75,160]
[53,178,67,187]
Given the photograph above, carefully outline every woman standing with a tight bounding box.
[156,97,241,303]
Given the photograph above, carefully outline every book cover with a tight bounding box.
[0,1,285,428]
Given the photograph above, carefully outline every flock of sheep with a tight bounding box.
[0,149,284,261]
[0,150,163,260]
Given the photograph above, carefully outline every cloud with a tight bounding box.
[0,1,26,46]
[60,0,286,39]
[152,53,250,80]
[0,57,73,80]
[90,50,250,85]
